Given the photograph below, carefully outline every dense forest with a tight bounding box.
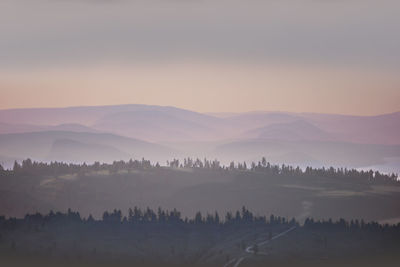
[2,206,399,233]
[2,157,398,185]
[1,207,400,266]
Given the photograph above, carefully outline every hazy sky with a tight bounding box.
[1,0,399,115]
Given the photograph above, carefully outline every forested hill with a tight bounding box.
[2,157,398,185]
[1,158,399,223]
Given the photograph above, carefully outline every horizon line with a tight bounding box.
[0,103,398,118]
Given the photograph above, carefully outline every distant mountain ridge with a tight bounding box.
[0,131,176,168]
[0,105,399,172]
[0,104,224,142]
[0,122,98,135]
[245,120,334,141]
[0,105,398,144]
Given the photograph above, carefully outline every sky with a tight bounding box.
[0,0,399,115]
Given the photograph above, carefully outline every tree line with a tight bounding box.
[1,207,399,234]
[1,157,398,184]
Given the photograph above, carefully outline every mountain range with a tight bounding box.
[0,104,399,173]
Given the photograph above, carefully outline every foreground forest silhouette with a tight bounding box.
[1,207,400,266]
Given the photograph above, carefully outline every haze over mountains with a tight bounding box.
[0,104,399,173]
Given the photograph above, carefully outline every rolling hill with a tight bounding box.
[244,120,334,141]
[0,131,176,168]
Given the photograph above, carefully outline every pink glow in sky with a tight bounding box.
[1,0,399,115]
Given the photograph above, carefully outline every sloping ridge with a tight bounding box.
[47,138,129,163]
[247,120,334,141]
[93,109,219,141]
[0,131,176,164]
